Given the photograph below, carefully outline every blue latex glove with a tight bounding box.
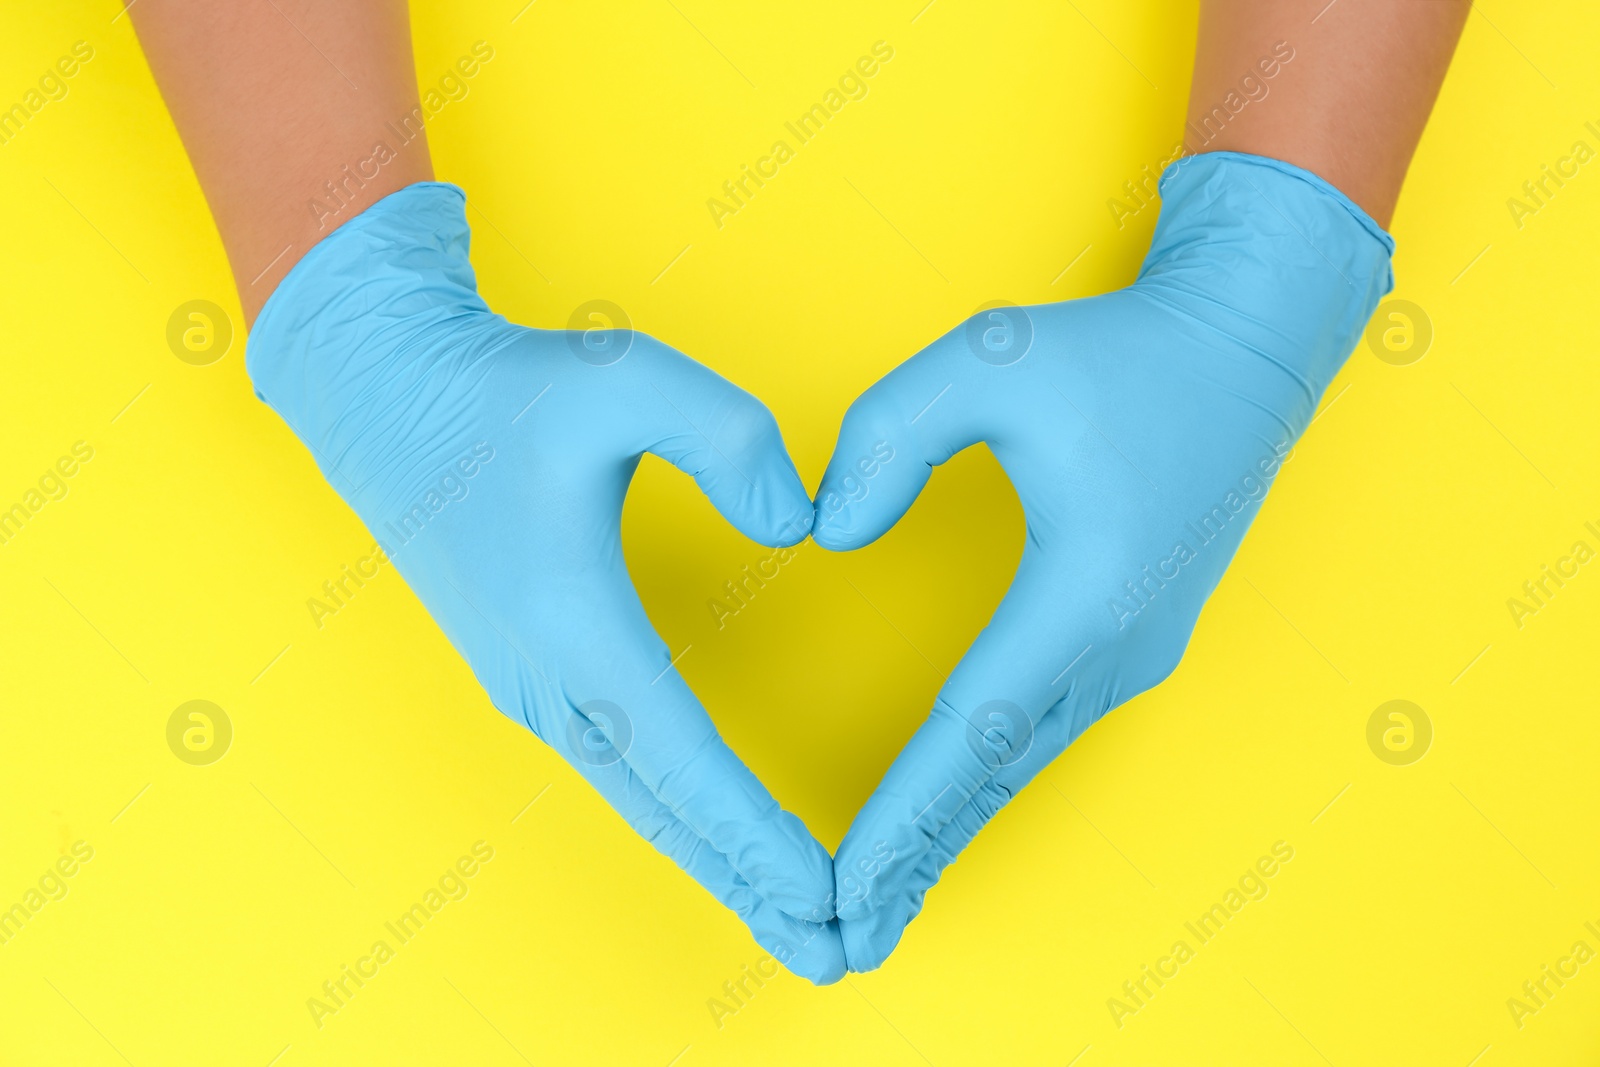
[814,152,1394,971]
[248,182,845,984]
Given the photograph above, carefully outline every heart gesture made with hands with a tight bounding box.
[247,152,1393,983]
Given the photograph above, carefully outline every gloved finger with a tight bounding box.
[833,552,1118,923]
[563,625,838,922]
[839,694,1082,972]
[811,327,991,551]
[635,339,814,548]
[576,750,847,985]
[419,566,838,925]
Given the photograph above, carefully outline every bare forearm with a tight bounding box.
[129,0,431,323]
[1186,0,1469,226]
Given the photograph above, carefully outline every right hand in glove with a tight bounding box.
[247,181,845,984]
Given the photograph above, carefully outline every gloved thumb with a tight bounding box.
[812,334,983,551]
[643,342,815,548]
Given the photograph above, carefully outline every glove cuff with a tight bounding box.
[246,181,503,501]
[1137,151,1396,397]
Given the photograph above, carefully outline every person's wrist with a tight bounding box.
[1134,150,1395,398]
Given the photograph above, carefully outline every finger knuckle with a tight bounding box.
[713,393,781,455]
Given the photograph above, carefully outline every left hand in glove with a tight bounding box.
[812,152,1394,971]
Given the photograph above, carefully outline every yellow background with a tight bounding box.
[2,1,1597,1063]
